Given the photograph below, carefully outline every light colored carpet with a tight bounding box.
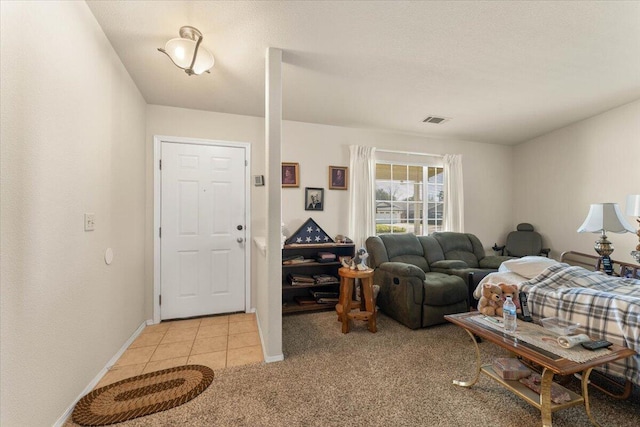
[67,311,639,426]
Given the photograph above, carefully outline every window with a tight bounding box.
[375,163,444,235]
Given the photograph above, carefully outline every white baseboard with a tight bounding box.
[264,353,285,363]
[255,310,284,363]
[53,319,151,426]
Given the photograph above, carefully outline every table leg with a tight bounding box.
[362,277,376,333]
[336,276,347,322]
[581,368,601,427]
[540,368,554,427]
[453,328,481,387]
[339,276,352,334]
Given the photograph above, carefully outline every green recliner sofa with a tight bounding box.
[366,232,514,329]
[429,232,514,306]
[366,233,469,329]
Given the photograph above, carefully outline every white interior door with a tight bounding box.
[160,141,246,320]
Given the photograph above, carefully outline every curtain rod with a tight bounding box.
[376,148,444,158]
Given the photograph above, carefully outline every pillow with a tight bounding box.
[499,256,559,279]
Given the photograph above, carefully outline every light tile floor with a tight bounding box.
[96,312,263,388]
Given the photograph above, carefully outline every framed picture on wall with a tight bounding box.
[282,162,299,187]
[621,265,640,279]
[329,166,348,190]
[305,187,324,211]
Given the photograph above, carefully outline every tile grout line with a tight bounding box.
[143,327,169,374]
[186,322,202,362]
[121,316,259,374]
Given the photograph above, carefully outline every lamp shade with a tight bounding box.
[577,203,635,234]
[158,26,214,76]
[191,48,214,75]
[626,195,640,217]
[162,38,214,75]
[163,38,197,69]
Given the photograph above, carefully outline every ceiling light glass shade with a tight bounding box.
[191,47,214,75]
[158,26,214,76]
[163,38,198,69]
[577,203,635,234]
[626,194,640,216]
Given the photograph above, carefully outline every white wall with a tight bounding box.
[145,107,514,361]
[0,3,635,424]
[146,106,282,358]
[146,108,515,272]
[0,2,147,426]
[513,100,640,263]
[282,121,515,249]
[145,105,267,318]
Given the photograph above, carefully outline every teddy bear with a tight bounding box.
[477,283,503,316]
[496,283,521,317]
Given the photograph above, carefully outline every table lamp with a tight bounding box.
[577,203,635,257]
[626,195,640,263]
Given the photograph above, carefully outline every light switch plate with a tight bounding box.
[84,213,95,231]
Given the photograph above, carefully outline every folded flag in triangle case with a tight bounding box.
[285,218,334,245]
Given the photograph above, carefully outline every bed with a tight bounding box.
[472,255,640,391]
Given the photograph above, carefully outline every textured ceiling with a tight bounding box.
[87,1,640,145]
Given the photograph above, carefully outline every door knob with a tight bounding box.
[237,225,243,230]
[237,237,244,243]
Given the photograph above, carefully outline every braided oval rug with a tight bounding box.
[72,365,214,426]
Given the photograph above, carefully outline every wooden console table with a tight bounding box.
[445,312,635,427]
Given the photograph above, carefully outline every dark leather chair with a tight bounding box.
[493,223,550,257]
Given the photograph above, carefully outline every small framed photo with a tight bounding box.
[329,166,348,190]
[621,265,640,279]
[305,187,324,211]
[282,162,299,187]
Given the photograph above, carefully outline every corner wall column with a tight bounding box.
[264,47,283,360]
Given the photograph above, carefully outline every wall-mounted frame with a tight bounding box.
[305,187,324,211]
[282,162,299,187]
[329,166,348,190]
[621,265,639,279]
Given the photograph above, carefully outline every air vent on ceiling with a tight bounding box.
[422,116,451,124]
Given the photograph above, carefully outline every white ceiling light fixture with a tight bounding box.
[158,26,214,76]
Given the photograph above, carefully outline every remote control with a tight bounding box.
[518,291,533,322]
[581,340,613,350]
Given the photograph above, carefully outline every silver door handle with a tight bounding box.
[237,238,244,243]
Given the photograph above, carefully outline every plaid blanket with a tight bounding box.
[519,263,640,386]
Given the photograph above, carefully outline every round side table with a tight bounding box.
[336,267,376,333]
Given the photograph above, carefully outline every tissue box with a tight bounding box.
[492,358,531,380]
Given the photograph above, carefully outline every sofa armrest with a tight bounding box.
[373,262,427,329]
[377,262,426,280]
[479,255,513,269]
[430,260,468,270]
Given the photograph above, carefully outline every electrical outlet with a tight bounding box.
[84,213,95,231]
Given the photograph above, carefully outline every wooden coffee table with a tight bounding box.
[445,312,635,427]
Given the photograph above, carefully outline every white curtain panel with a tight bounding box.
[348,145,377,249]
[443,154,464,232]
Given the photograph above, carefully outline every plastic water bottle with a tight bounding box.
[503,296,517,333]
